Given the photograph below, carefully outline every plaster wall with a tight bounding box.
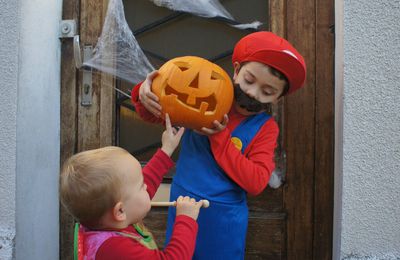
[0,0,62,259]
[341,0,400,259]
[0,0,19,258]
[14,0,62,258]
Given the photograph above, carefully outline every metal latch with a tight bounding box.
[73,35,93,106]
[81,45,93,106]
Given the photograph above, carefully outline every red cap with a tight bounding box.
[232,31,306,94]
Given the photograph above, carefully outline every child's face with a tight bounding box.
[120,154,151,224]
[232,61,286,116]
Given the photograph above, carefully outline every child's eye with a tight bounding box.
[244,79,253,84]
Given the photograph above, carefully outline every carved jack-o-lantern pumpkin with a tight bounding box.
[152,56,233,130]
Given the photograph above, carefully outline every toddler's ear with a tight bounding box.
[113,201,126,222]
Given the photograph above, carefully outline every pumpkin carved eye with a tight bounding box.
[152,56,233,130]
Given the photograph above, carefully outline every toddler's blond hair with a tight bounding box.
[60,146,130,227]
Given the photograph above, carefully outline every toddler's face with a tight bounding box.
[233,61,286,116]
[120,154,151,224]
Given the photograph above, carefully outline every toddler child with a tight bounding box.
[60,115,206,259]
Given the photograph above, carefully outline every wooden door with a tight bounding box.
[60,0,334,259]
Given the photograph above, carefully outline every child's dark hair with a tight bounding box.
[269,66,289,96]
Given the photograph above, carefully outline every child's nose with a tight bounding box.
[245,88,257,99]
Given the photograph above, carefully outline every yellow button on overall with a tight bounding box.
[231,137,243,151]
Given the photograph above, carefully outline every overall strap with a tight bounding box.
[173,112,271,202]
[231,112,271,154]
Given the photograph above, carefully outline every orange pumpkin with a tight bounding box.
[152,56,233,130]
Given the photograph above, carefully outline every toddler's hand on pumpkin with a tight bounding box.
[139,70,162,118]
[161,114,185,156]
[197,114,229,135]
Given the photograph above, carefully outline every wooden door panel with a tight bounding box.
[145,210,287,259]
[246,217,286,259]
[314,0,335,258]
[248,188,284,212]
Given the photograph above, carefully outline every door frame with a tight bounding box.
[60,0,335,259]
[333,1,344,259]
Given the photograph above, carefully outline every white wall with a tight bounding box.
[0,0,19,258]
[15,0,63,258]
[340,0,400,259]
[0,0,62,259]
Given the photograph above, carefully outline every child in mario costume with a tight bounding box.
[131,31,306,259]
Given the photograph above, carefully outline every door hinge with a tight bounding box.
[59,20,77,38]
[61,19,93,107]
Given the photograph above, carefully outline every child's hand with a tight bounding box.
[175,196,203,221]
[161,114,185,156]
[139,70,162,118]
[196,114,229,136]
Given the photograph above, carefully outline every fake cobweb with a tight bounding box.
[83,0,262,85]
[150,0,262,29]
[83,0,155,85]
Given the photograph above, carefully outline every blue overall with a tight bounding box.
[165,113,271,260]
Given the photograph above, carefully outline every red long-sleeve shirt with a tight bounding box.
[131,83,278,196]
[96,149,198,259]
